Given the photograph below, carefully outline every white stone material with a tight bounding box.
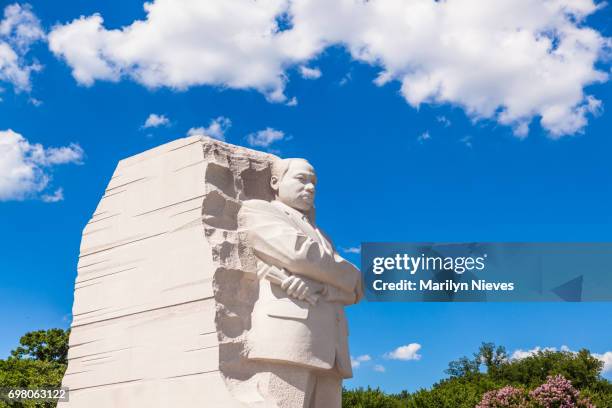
[235,159,362,407]
[60,137,361,407]
[60,136,275,407]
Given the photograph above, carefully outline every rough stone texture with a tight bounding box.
[60,136,276,407]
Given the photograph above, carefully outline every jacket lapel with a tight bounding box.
[271,201,332,253]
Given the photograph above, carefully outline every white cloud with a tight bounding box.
[511,346,559,360]
[187,127,207,138]
[384,343,422,361]
[142,113,170,129]
[41,188,63,203]
[0,129,84,201]
[512,346,612,374]
[373,364,386,373]
[246,127,285,147]
[48,0,610,137]
[436,116,451,127]
[347,0,610,138]
[351,354,371,368]
[48,1,316,102]
[35,143,84,166]
[339,72,352,87]
[460,135,473,148]
[0,3,45,50]
[0,3,45,92]
[286,96,298,106]
[417,131,431,143]
[342,246,361,254]
[299,65,321,79]
[187,116,232,141]
[594,351,612,374]
[513,122,530,139]
[512,345,576,360]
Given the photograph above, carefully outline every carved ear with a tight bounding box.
[270,175,279,192]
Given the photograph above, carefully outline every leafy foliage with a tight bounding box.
[0,331,609,407]
[343,343,612,408]
[0,328,69,408]
[342,387,406,408]
[495,349,603,390]
[446,343,508,379]
[402,375,503,408]
[10,329,70,365]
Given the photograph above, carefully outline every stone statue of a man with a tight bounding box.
[238,158,362,408]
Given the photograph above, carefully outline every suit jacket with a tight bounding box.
[238,199,361,378]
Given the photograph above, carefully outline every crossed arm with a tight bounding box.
[239,200,362,305]
[256,262,358,305]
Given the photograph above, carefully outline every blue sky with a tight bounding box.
[0,0,611,394]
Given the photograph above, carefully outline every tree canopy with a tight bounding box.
[0,328,69,408]
[9,329,69,365]
[344,342,612,407]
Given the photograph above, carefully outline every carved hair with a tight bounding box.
[270,158,311,188]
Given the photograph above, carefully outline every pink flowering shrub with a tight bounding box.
[476,386,528,408]
[529,375,595,408]
[476,375,595,408]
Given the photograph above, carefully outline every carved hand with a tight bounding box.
[281,276,324,304]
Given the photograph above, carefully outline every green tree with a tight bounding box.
[342,387,406,408]
[404,375,501,408]
[343,343,611,408]
[477,343,508,377]
[445,342,508,379]
[446,356,481,379]
[0,328,69,408]
[496,348,603,389]
[10,329,70,365]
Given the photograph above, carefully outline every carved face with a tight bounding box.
[272,159,317,212]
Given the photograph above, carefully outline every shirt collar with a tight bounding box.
[272,200,312,224]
